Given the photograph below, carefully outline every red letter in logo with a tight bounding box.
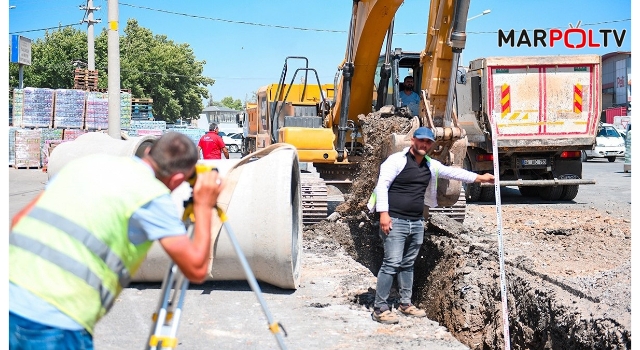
[549,29,562,47]
[587,29,600,48]
[565,28,586,49]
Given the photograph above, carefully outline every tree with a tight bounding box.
[9,26,87,89]
[220,96,243,111]
[9,20,215,123]
[102,19,215,122]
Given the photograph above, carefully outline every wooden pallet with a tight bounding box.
[10,165,42,169]
[132,98,153,104]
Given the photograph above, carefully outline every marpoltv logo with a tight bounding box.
[498,22,626,49]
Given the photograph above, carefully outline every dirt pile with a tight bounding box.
[335,113,412,214]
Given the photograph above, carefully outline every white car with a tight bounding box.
[583,123,625,162]
[222,133,243,153]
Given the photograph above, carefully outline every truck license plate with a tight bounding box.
[522,159,547,166]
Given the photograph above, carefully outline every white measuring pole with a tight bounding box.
[490,118,511,350]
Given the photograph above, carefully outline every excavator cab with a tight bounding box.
[374,49,469,212]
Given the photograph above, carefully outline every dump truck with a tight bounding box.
[458,55,600,201]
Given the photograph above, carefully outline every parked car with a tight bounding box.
[582,123,625,162]
[222,133,243,153]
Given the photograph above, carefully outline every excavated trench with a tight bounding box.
[318,113,630,349]
[310,214,630,350]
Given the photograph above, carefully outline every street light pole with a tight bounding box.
[467,9,491,22]
[107,0,121,139]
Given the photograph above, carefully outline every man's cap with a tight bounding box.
[413,127,435,141]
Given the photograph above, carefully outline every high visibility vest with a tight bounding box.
[10,155,170,334]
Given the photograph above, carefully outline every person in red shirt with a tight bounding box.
[197,123,229,159]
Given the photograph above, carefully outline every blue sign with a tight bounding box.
[11,35,32,65]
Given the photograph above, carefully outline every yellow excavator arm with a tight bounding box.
[330,0,471,162]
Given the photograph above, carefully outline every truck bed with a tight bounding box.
[479,55,601,148]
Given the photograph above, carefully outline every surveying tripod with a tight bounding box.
[146,164,288,350]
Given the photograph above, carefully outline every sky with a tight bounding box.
[6,0,634,104]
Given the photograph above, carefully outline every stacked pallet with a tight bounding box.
[129,120,166,137]
[11,89,24,126]
[132,98,153,120]
[121,91,132,129]
[63,129,88,141]
[9,127,19,166]
[14,129,42,168]
[21,88,54,128]
[73,69,99,91]
[168,128,206,146]
[53,89,86,129]
[85,92,109,130]
[40,129,64,168]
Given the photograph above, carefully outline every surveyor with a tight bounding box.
[368,127,494,324]
[9,132,224,348]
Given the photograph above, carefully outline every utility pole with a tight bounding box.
[80,0,101,70]
[107,0,121,139]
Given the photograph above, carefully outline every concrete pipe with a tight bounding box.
[132,144,303,289]
[47,132,156,179]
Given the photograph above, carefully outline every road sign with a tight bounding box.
[11,35,32,65]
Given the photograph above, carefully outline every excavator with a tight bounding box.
[243,0,472,223]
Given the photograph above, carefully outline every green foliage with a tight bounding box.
[220,96,243,110]
[8,19,215,123]
[9,26,87,89]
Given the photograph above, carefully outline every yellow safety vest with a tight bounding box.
[10,155,169,334]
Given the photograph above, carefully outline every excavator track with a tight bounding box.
[429,189,467,223]
[300,173,328,225]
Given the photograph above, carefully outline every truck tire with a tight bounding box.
[479,186,495,202]
[581,151,588,162]
[465,183,482,202]
[607,156,616,162]
[539,185,563,201]
[559,174,580,201]
[518,186,538,197]
[560,185,579,201]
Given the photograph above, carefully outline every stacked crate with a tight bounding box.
[63,129,88,141]
[168,128,206,146]
[129,120,166,137]
[9,127,19,166]
[14,129,42,168]
[132,98,153,120]
[85,92,109,130]
[121,91,132,129]
[53,89,86,129]
[73,69,99,91]
[11,89,24,127]
[21,88,54,128]
[40,129,64,168]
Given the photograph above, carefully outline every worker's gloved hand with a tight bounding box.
[193,171,224,210]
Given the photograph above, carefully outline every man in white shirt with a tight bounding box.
[368,127,494,324]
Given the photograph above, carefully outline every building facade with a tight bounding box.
[601,51,631,111]
[201,105,241,124]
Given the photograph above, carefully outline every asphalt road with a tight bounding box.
[7,156,632,349]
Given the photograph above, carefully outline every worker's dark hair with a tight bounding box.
[404,76,414,82]
[209,123,218,132]
[148,132,198,178]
